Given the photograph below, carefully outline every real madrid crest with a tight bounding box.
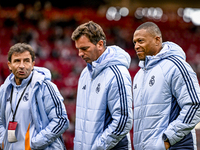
[149,75,155,86]
[23,92,29,101]
[96,83,101,94]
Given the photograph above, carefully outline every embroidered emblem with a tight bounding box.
[23,93,29,101]
[149,75,155,86]
[82,85,86,90]
[134,84,137,89]
[96,83,100,94]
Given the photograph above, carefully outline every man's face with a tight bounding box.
[8,51,35,85]
[133,29,158,60]
[75,35,102,64]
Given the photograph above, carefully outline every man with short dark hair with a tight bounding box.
[133,22,200,150]
[0,43,69,150]
[71,21,133,150]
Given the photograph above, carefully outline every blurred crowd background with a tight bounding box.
[0,0,200,149]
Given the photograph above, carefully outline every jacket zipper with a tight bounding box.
[141,67,146,149]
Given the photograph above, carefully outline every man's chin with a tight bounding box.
[137,55,145,61]
[85,60,92,64]
[17,75,28,79]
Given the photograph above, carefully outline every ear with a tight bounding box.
[97,40,104,49]
[155,36,161,46]
[32,61,35,70]
[7,61,12,71]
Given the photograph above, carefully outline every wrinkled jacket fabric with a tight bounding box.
[0,67,69,150]
[74,45,133,150]
[133,42,200,150]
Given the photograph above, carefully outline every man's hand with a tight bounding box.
[164,141,170,150]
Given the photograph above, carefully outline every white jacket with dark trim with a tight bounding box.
[133,42,200,150]
[0,67,69,150]
[74,45,133,150]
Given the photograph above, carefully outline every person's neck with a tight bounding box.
[15,79,22,85]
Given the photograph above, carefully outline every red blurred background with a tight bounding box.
[0,1,200,149]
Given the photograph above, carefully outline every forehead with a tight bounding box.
[75,35,92,48]
[11,51,31,60]
[133,29,152,40]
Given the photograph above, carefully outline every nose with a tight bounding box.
[19,61,25,68]
[78,49,84,57]
[134,42,139,50]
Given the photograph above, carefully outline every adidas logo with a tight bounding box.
[82,85,86,90]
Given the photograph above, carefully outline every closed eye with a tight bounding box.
[79,46,90,51]
[81,48,88,51]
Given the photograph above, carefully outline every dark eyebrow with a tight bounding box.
[13,58,20,62]
[24,58,31,61]
[13,57,31,61]
[77,46,90,50]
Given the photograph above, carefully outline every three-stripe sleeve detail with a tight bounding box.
[167,56,200,124]
[110,65,128,135]
[44,80,68,134]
